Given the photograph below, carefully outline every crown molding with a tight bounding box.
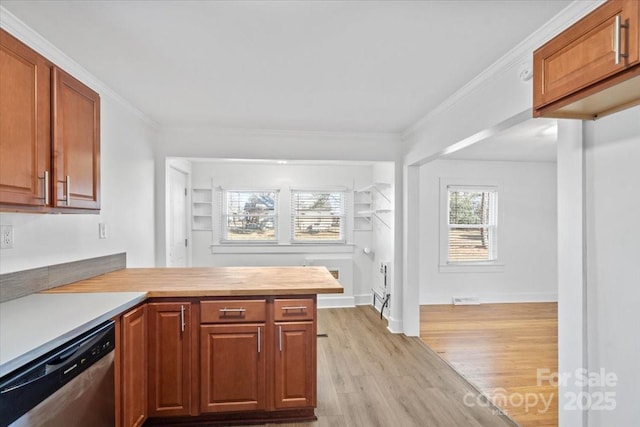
[161,123,401,143]
[0,6,159,129]
[402,0,605,140]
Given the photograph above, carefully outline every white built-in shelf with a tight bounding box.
[353,183,392,230]
[192,188,213,231]
[354,189,373,231]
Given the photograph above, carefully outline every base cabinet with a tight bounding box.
[147,302,193,417]
[200,324,266,413]
[134,295,317,425]
[119,304,147,427]
[274,322,315,409]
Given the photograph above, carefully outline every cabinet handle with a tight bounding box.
[37,171,49,205]
[58,175,71,205]
[615,15,629,65]
[219,308,246,313]
[180,305,185,332]
[257,326,261,353]
[282,306,307,312]
[278,325,282,352]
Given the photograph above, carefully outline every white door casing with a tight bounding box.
[168,166,188,267]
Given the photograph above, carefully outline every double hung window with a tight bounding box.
[290,190,345,243]
[446,186,498,263]
[221,190,278,242]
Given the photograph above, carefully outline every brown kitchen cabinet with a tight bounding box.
[274,321,315,409]
[147,302,195,417]
[52,67,101,210]
[199,299,267,413]
[200,323,266,413]
[534,0,640,119]
[118,304,147,427]
[0,28,100,212]
[273,298,316,409]
[0,29,51,207]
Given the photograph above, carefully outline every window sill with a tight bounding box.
[438,263,504,273]
[211,244,355,254]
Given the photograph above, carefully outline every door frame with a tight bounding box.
[165,160,191,267]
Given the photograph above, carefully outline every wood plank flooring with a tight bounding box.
[420,303,558,427]
[241,306,518,427]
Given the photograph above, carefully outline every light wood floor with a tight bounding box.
[420,303,558,427]
[242,306,518,427]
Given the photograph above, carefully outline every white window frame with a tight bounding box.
[290,189,347,244]
[439,179,503,272]
[219,188,279,244]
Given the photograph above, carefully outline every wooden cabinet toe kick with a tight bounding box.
[143,408,316,426]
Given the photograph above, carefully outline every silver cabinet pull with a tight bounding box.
[37,171,49,205]
[257,326,261,353]
[180,305,185,332]
[282,306,307,311]
[219,308,246,313]
[278,326,282,352]
[66,175,70,205]
[58,175,70,205]
[615,15,629,65]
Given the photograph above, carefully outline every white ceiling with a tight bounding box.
[2,0,571,134]
[445,118,558,162]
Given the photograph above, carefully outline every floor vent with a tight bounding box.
[452,296,480,305]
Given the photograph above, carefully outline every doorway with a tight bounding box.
[168,166,189,267]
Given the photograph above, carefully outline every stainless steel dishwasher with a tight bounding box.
[0,320,115,427]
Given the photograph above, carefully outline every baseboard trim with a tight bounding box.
[421,292,558,305]
[354,294,372,306]
[317,295,355,308]
[387,316,403,334]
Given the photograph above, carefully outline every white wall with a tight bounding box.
[0,96,157,273]
[154,127,400,268]
[187,160,392,308]
[583,106,640,427]
[418,159,557,304]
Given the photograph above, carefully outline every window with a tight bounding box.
[221,190,278,242]
[446,186,498,263]
[291,190,345,242]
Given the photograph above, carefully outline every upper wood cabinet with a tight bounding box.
[0,28,100,212]
[52,67,101,210]
[534,0,640,119]
[0,29,51,207]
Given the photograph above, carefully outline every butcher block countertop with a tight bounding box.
[45,266,344,297]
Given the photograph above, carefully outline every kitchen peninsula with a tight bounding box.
[45,266,342,426]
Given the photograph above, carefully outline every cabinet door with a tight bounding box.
[200,323,265,413]
[148,302,192,417]
[52,67,100,210]
[274,322,315,409]
[121,305,147,427]
[0,29,51,207]
[534,0,639,109]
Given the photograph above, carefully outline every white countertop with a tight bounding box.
[0,292,147,377]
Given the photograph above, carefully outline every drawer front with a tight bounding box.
[201,300,266,323]
[274,298,315,322]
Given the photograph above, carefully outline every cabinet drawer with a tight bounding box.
[274,298,315,322]
[201,300,266,323]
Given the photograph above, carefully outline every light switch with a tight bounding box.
[98,223,107,239]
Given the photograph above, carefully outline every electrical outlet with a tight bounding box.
[1,225,14,249]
